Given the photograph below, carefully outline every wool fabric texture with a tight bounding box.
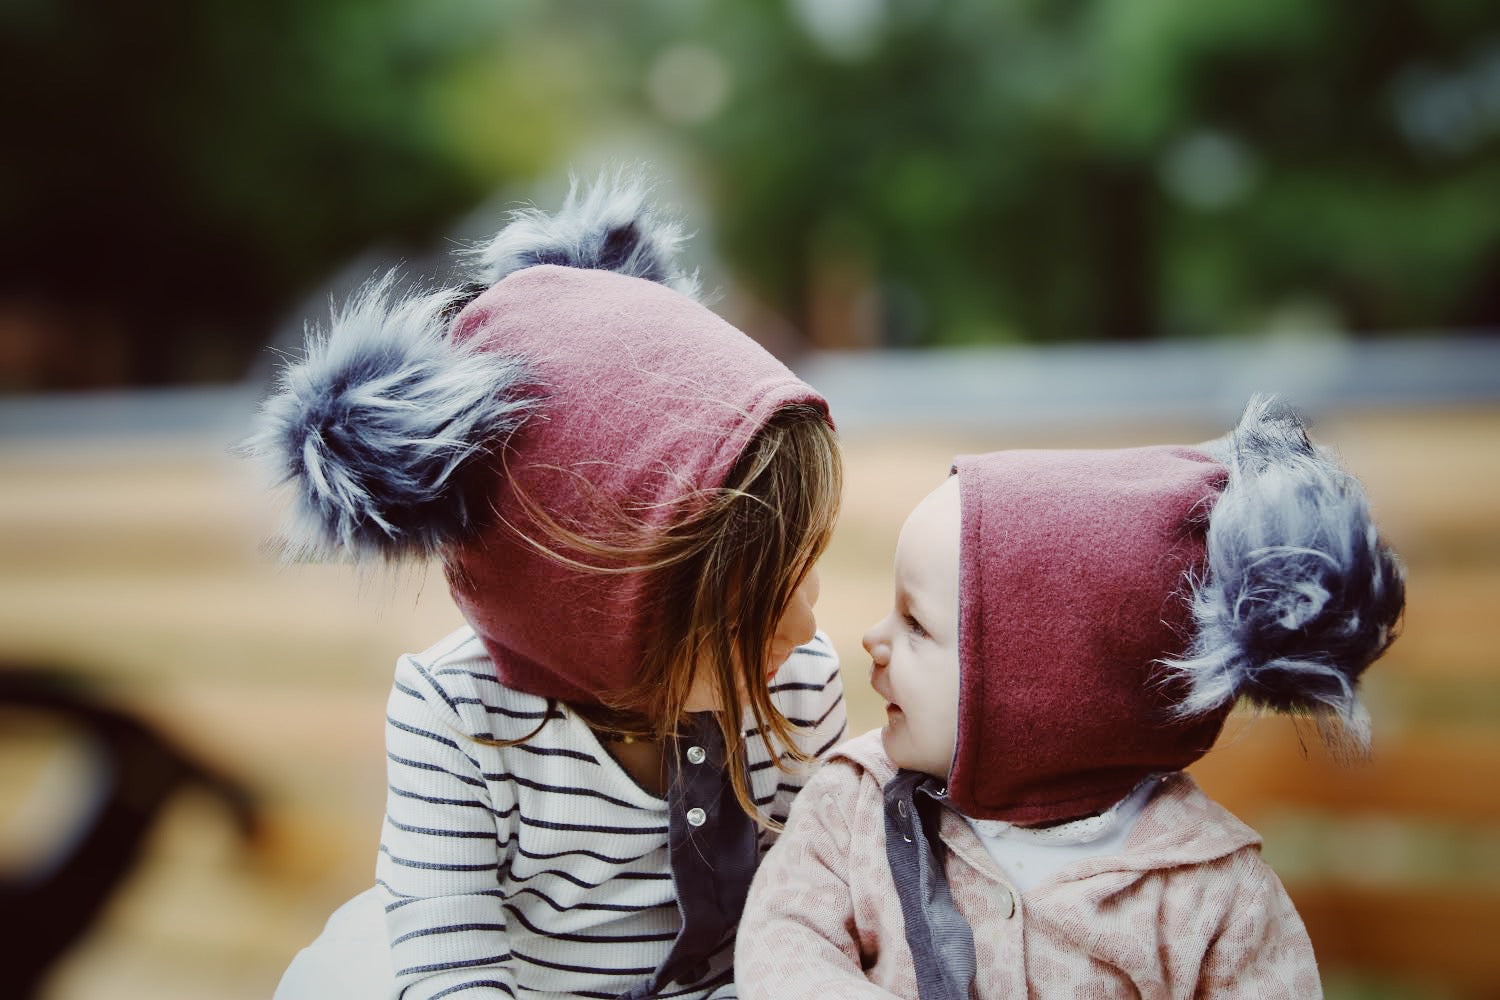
[949,445,1232,824]
[736,729,1321,999]
[445,265,829,704]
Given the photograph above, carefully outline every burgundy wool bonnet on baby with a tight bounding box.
[947,444,1229,825]
[946,400,1405,825]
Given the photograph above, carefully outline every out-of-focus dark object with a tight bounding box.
[0,667,259,1000]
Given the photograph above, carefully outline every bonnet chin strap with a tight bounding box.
[883,769,976,1000]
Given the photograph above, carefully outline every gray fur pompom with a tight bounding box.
[1164,396,1405,752]
[244,275,537,560]
[468,170,699,297]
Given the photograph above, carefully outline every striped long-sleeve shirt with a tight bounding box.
[377,626,846,1000]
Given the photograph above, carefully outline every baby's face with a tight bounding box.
[863,475,963,780]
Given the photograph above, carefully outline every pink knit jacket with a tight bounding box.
[736,730,1321,999]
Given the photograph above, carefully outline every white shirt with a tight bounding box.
[374,626,845,1000]
[962,775,1163,893]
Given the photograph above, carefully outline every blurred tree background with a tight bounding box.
[5,6,1500,1000]
[3,0,1498,389]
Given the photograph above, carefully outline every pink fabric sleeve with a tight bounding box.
[735,761,906,1000]
[1198,855,1323,999]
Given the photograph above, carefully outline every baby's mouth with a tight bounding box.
[871,672,901,717]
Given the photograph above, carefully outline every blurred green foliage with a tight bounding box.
[3,0,1498,386]
[672,0,1500,344]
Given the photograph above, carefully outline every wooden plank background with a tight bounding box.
[1,404,1495,999]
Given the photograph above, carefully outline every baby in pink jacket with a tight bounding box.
[737,397,1405,999]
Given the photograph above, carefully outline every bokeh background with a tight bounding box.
[3,2,1499,997]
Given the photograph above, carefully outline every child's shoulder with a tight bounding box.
[399,625,512,696]
[767,630,843,713]
[392,626,555,739]
[770,630,840,683]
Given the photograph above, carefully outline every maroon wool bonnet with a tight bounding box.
[444,265,829,704]
[948,445,1233,824]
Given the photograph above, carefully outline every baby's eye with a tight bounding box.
[903,614,928,639]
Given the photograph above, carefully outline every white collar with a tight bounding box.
[965,774,1164,847]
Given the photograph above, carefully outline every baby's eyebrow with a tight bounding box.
[903,582,952,636]
[898,591,930,626]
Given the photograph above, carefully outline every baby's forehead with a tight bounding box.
[896,474,962,565]
[916,472,961,516]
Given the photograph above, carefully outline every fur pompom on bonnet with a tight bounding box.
[244,277,536,560]
[1164,396,1405,750]
[946,396,1404,825]
[245,174,699,561]
[246,172,831,703]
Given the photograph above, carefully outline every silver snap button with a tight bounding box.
[686,807,707,827]
[897,799,909,818]
[686,745,707,765]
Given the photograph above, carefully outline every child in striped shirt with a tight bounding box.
[249,174,847,1000]
[737,398,1405,998]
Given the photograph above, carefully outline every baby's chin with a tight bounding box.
[879,723,912,770]
[880,724,948,782]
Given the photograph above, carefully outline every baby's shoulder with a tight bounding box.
[780,729,897,839]
[827,727,894,774]
[805,728,896,797]
[1131,773,1264,860]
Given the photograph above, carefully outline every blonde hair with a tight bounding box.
[474,403,841,825]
